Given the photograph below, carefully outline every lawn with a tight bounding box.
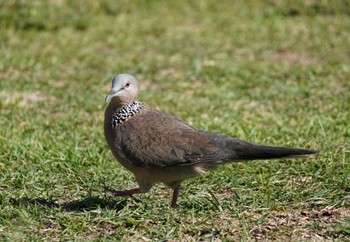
[1,0,350,240]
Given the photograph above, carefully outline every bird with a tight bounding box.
[104,73,318,208]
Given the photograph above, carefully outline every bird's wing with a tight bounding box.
[118,107,231,168]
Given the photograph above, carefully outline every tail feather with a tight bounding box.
[235,144,318,161]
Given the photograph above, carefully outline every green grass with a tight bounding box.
[1,0,350,240]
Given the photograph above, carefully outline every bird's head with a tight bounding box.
[105,73,139,106]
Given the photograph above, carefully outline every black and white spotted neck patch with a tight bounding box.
[110,100,144,128]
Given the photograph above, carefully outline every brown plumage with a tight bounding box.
[104,73,318,208]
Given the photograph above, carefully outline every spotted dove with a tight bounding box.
[104,73,317,208]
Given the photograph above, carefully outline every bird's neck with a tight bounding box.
[105,98,134,120]
[106,100,144,128]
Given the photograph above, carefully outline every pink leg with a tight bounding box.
[171,184,181,208]
[105,187,141,196]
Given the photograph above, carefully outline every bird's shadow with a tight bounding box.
[10,195,130,212]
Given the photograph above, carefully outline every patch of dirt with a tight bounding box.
[0,68,24,81]
[1,91,57,107]
[268,48,318,65]
[218,187,237,195]
[91,221,118,235]
[251,204,350,240]
[158,67,184,79]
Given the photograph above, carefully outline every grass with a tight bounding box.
[1,0,350,240]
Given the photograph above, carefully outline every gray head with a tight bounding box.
[105,73,139,105]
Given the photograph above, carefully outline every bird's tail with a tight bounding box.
[235,144,318,161]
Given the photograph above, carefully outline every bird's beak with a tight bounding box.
[105,87,125,102]
[105,90,117,103]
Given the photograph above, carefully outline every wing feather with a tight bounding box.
[118,107,229,168]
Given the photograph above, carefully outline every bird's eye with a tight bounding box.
[125,82,130,88]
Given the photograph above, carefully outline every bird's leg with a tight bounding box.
[170,184,181,208]
[105,187,141,196]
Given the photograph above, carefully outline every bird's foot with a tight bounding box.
[170,184,181,209]
[170,202,179,209]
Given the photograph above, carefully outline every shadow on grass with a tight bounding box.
[10,196,129,211]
